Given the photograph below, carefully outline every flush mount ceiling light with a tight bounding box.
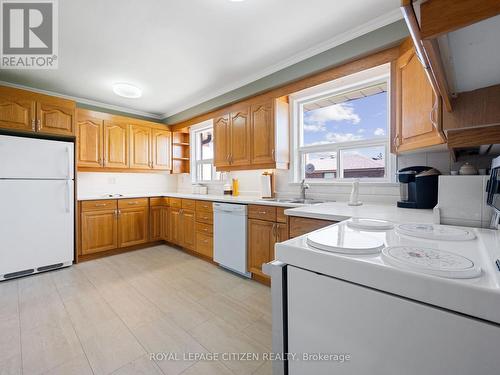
[112,83,142,98]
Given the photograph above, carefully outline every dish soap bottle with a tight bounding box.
[232,178,240,197]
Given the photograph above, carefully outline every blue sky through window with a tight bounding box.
[303,92,387,158]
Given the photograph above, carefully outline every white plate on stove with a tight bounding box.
[347,218,394,231]
[307,225,385,254]
[382,246,481,279]
[395,223,476,241]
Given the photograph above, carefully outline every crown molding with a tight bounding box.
[161,9,403,119]
[0,80,164,120]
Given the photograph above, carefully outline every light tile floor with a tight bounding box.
[0,245,272,375]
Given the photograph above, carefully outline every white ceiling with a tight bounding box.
[0,0,401,119]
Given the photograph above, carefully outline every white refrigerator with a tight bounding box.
[0,135,75,280]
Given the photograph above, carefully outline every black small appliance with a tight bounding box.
[486,156,500,228]
[396,166,440,209]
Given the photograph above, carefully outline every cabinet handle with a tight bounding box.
[227,154,230,163]
[272,223,277,239]
[36,119,41,131]
[393,136,400,149]
[259,211,268,215]
[94,203,107,207]
[272,149,275,161]
[31,119,36,131]
[117,209,121,215]
[114,209,118,218]
[128,201,139,205]
[203,239,209,244]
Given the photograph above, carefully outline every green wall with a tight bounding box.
[164,19,408,124]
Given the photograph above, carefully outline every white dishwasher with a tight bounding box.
[213,203,250,277]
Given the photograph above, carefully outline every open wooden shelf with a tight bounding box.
[172,131,190,174]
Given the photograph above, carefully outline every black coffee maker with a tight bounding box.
[396,166,440,209]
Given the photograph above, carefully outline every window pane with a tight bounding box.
[340,146,385,179]
[197,129,213,161]
[302,89,387,146]
[304,152,337,179]
[196,163,212,181]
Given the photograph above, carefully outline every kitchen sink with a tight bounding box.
[260,198,329,204]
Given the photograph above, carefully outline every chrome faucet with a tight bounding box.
[300,179,310,200]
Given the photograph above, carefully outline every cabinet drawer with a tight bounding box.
[289,216,336,238]
[276,207,288,224]
[150,197,169,207]
[81,199,117,212]
[196,222,213,235]
[182,199,196,210]
[196,211,213,224]
[196,200,213,213]
[248,205,277,221]
[169,198,182,208]
[196,232,213,258]
[118,198,149,208]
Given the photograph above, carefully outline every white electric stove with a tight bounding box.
[265,219,500,375]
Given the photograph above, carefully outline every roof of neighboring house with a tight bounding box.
[307,153,384,172]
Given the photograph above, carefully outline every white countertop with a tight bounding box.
[77,192,304,208]
[276,219,500,325]
[285,201,435,223]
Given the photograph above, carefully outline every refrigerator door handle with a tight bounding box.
[66,146,71,179]
[65,180,71,213]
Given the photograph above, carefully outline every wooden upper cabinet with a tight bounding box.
[0,90,36,132]
[129,124,152,169]
[36,97,75,136]
[395,46,445,153]
[104,121,128,168]
[251,102,275,165]
[0,85,75,135]
[77,110,103,168]
[229,108,251,166]
[213,98,289,171]
[152,128,171,171]
[214,114,230,168]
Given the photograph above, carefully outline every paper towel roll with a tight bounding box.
[260,174,272,198]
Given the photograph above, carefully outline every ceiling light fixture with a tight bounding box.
[112,83,142,98]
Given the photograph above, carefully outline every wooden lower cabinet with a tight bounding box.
[181,209,196,251]
[169,207,182,245]
[150,205,164,242]
[118,205,149,248]
[248,219,276,279]
[289,216,336,238]
[81,209,118,255]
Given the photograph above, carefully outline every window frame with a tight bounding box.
[289,65,395,185]
[190,120,220,184]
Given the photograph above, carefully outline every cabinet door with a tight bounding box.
[104,121,128,168]
[0,90,36,132]
[181,209,196,251]
[150,206,164,242]
[81,209,118,255]
[169,207,182,245]
[230,109,251,166]
[161,207,170,241]
[248,219,275,278]
[118,206,149,248]
[129,125,152,169]
[77,112,103,168]
[395,47,444,152]
[251,101,275,165]
[36,98,75,136]
[214,114,230,168]
[152,129,172,170]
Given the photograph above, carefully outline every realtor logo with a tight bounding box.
[1,0,58,69]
